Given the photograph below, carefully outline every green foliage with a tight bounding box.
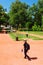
[8,0,43,31]
[0,0,43,31]
[38,0,43,26]
[37,25,41,31]
[32,22,37,31]
[0,5,9,26]
[25,22,32,30]
[9,0,28,29]
[41,16,43,31]
[41,25,43,31]
[0,5,4,12]
[32,22,41,31]
[38,0,43,9]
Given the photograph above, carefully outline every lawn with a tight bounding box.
[28,31,43,36]
[9,32,27,40]
[9,32,43,40]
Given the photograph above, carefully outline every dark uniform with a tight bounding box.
[23,40,30,59]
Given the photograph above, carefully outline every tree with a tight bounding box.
[0,5,4,25]
[38,0,43,29]
[9,0,29,29]
[0,5,9,26]
[30,4,42,26]
[32,22,37,31]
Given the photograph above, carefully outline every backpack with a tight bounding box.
[26,43,30,50]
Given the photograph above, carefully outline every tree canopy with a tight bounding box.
[0,5,9,26]
[0,0,43,31]
[9,0,29,29]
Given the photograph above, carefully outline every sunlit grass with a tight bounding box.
[9,32,43,40]
[28,31,43,36]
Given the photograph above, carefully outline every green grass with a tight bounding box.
[28,35,43,40]
[9,32,43,40]
[28,31,43,36]
[9,32,16,40]
[9,32,27,40]
[20,31,43,36]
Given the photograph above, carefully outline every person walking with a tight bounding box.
[23,40,31,60]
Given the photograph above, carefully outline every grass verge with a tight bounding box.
[9,32,43,40]
[28,31,43,36]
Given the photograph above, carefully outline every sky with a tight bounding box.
[0,0,38,12]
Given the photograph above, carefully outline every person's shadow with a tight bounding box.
[26,54,38,61]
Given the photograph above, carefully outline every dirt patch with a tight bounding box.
[0,34,43,65]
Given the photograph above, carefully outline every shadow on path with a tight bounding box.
[25,55,38,61]
[30,57,37,60]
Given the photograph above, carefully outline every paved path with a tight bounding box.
[0,34,43,65]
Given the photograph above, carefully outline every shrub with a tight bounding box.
[32,24,37,31]
[25,22,32,31]
[41,25,43,31]
[37,25,41,31]
[32,24,41,31]
[32,22,41,31]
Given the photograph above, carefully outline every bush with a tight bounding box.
[32,25,41,31]
[25,22,32,31]
[41,25,43,31]
[37,25,41,31]
[32,25,37,31]
[32,22,41,31]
